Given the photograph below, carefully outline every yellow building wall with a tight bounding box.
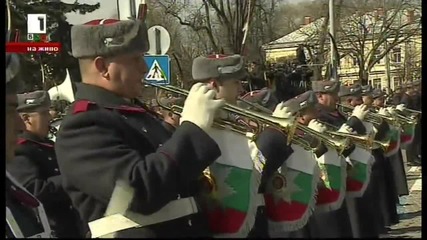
[265,47,298,63]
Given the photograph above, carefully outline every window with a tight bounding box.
[352,57,358,66]
[391,47,402,63]
[372,78,382,89]
[393,77,401,89]
[374,49,382,64]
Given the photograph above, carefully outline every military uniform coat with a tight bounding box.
[6,171,52,238]
[7,131,83,238]
[312,104,369,238]
[248,128,294,238]
[55,83,222,238]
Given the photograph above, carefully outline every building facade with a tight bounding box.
[263,8,421,90]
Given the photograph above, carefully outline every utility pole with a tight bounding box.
[329,0,338,81]
[383,0,392,93]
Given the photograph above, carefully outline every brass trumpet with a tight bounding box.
[146,83,298,145]
[318,120,390,151]
[337,103,398,127]
[295,124,351,155]
[148,83,353,153]
[237,98,273,114]
[384,104,422,115]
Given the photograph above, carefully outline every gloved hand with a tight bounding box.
[396,104,406,111]
[180,83,225,131]
[272,102,296,119]
[338,123,354,134]
[386,107,396,115]
[308,119,327,133]
[378,107,390,116]
[351,104,369,120]
[272,102,296,128]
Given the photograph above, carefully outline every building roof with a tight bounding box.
[264,7,421,50]
[264,17,326,49]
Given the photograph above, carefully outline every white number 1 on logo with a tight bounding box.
[38,17,44,32]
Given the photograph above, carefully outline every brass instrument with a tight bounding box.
[146,83,299,145]
[336,103,398,127]
[237,98,273,114]
[318,120,390,151]
[148,83,354,154]
[403,108,422,115]
[235,99,351,153]
[384,103,422,115]
[294,124,351,155]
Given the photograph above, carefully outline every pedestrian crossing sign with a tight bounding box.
[144,55,170,85]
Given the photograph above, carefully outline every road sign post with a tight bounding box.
[147,26,171,56]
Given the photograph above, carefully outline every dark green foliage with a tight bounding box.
[9,0,99,91]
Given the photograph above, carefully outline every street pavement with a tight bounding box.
[380,151,422,239]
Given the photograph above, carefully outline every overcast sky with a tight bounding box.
[64,0,310,25]
[63,0,118,24]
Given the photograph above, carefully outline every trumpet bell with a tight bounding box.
[327,130,375,150]
[373,138,391,151]
[48,69,75,103]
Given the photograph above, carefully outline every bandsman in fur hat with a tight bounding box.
[54,18,225,238]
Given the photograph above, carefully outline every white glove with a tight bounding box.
[338,123,354,134]
[351,104,369,120]
[272,102,296,119]
[386,107,396,115]
[396,104,406,111]
[180,83,225,131]
[271,102,296,128]
[378,107,390,116]
[308,119,327,133]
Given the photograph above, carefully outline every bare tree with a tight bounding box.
[156,0,256,54]
[337,0,421,85]
[282,0,346,81]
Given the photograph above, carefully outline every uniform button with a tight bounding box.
[188,219,192,226]
[38,149,43,152]
[158,144,163,147]
[141,127,147,133]
[48,157,52,161]
[69,205,73,210]
[54,168,59,172]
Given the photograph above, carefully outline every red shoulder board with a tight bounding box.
[9,185,39,208]
[17,138,27,145]
[73,100,96,114]
[330,111,341,117]
[114,105,146,113]
[84,19,121,26]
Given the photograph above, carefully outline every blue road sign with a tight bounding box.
[144,55,171,85]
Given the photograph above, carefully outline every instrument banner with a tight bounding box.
[400,124,416,148]
[264,144,320,234]
[201,129,260,238]
[315,147,347,212]
[384,127,401,157]
[346,147,374,197]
